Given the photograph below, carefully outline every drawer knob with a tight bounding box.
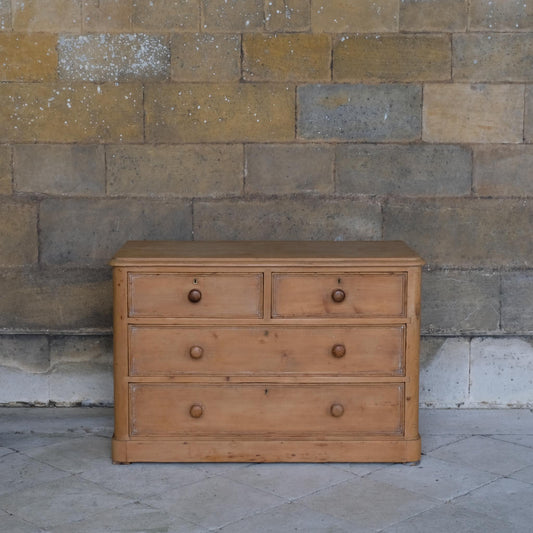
[331,289,345,303]
[189,404,204,418]
[188,289,202,303]
[330,403,344,418]
[189,345,204,359]
[331,344,346,358]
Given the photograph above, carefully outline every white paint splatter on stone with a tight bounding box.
[58,33,170,82]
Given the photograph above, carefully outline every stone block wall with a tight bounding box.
[0,0,531,407]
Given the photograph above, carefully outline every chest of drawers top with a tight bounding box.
[110,240,424,268]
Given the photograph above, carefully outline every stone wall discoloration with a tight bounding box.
[58,34,171,82]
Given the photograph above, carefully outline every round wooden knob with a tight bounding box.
[330,403,344,417]
[189,345,204,359]
[189,404,203,418]
[331,344,346,358]
[188,289,202,303]
[331,289,345,303]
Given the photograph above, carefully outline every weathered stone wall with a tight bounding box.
[0,0,531,407]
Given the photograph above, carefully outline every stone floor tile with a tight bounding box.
[298,477,438,531]
[510,465,533,485]
[421,434,469,454]
[0,510,42,533]
[429,435,533,475]
[367,455,497,502]
[382,501,518,533]
[331,462,388,477]
[0,446,12,457]
[0,432,82,452]
[191,462,252,476]
[420,408,533,435]
[492,434,533,449]
[219,501,369,533]
[453,477,533,530]
[0,451,70,497]
[23,435,111,474]
[144,475,285,529]
[80,461,209,498]
[223,462,353,500]
[47,502,208,533]
[0,476,133,528]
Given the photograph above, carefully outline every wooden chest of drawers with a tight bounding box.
[110,241,424,463]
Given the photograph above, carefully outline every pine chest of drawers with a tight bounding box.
[110,241,424,463]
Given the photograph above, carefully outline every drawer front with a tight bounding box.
[128,273,263,318]
[129,325,405,376]
[129,383,404,438]
[272,273,406,318]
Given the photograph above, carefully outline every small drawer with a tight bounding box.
[272,273,406,318]
[129,383,404,438]
[128,325,405,377]
[128,273,263,318]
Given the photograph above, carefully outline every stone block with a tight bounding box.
[14,145,105,195]
[502,272,533,334]
[58,34,170,82]
[0,200,38,266]
[50,336,113,405]
[0,335,50,405]
[0,83,143,143]
[50,336,112,366]
[399,0,467,31]
[145,83,295,143]
[421,270,500,335]
[133,0,199,31]
[13,0,81,32]
[49,360,113,405]
[469,0,533,31]
[0,335,49,373]
[202,0,264,31]
[0,144,11,194]
[526,86,533,142]
[40,198,192,266]
[194,198,381,240]
[474,145,533,196]
[470,337,533,407]
[336,144,471,196]
[0,268,112,330]
[82,0,132,32]
[265,0,310,31]
[107,144,243,196]
[0,33,57,82]
[0,366,49,405]
[245,144,334,194]
[171,33,240,82]
[384,198,533,268]
[419,337,470,408]
[311,0,399,33]
[423,83,524,143]
[297,84,421,141]
[454,34,533,82]
[333,34,451,83]
[243,33,331,82]
[0,0,10,31]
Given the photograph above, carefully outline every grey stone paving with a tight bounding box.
[0,408,532,532]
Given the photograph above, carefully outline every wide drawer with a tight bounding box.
[128,273,263,318]
[129,383,404,438]
[129,325,405,376]
[272,273,406,318]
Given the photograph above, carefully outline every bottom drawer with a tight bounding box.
[129,383,404,438]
